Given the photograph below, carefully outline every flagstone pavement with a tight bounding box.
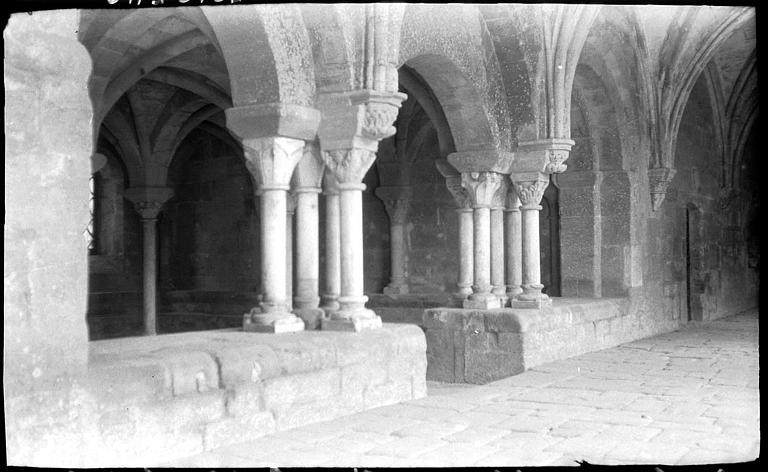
[164,310,759,467]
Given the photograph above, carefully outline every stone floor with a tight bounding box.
[163,310,759,467]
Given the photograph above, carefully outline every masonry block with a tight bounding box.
[262,368,341,409]
[203,411,276,451]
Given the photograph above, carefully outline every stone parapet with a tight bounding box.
[5,324,427,467]
[422,298,654,384]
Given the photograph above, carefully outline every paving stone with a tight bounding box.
[161,311,758,468]
[441,426,508,445]
[366,435,447,458]
[407,442,502,466]
[390,420,467,438]
[604,440,688,464]
[471,448,566,467]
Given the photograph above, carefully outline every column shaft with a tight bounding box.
[141,218,158,336]
[505,203,523,299]
[457,208,474,298]
[490,207,506,304]
[464,206,500,308]
[325,183,381,330]
[321,191,341,313]
[294,189,324,329]
[259,189,288,315]
[519,205,546,301]
[338,185,367,312]
[387,220,407,290]
[286,199,295,310]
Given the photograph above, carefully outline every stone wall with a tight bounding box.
[162,129,258,293]
[4,9,92,393]
[655,75,758,321]
[423,298,680,384]
[7,325,427,467]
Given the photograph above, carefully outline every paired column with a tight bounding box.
[490,180,509,305]
[124,187,173,336]
[320,171,341,315]
[504,189,523,300]
[509,174,551,308]
[291,142,326,329]
[317,90,406,331]
[375,186,412,295]
[286,193,296,311]
[461,171,505,309]
[242,137,307,333]
[435,160,473,303]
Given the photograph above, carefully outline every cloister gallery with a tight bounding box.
[4,3,759,466]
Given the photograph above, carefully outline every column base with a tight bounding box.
[320,296,340,315]
[243,312,305,333]
[322,314,383,332]
[508,296,552,309]
[463,294,502,309]
[492,288,508,307]
[383,284,409,295]
[293,307,326,330]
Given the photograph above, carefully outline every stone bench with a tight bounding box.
[6,324,427,467]
[422,297,668,384]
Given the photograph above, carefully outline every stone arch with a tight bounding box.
[399,53,499,153]
[200,4,316,107]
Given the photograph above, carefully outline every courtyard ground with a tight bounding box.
[163,310,759,467]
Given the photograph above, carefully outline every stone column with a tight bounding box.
[286,192,296,311]
[241,137,307,333]
[375,185,412,295]
[504,188,523,300]
[435,160,473,303]
[317,90,406,331]
[321,171,341,315]
[506,139,574,308]
[490,180,509,305]
[509,174,551,308]
[291,142,326,329]
[462,172,505,309]
[124,187,173,336]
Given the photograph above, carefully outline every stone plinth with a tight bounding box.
[423,298,635,384]
[5,324,426,467]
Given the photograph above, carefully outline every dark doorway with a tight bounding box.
[685,203,704,322]
[540,178,561,297]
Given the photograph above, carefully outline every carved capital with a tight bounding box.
[321,147,378,185]
[491,179,509,209]
[375,186,412,225]
[510,138,574,174]
[242,137,305,190]
[461,172,505,209]
[444,175,472,209]
[505,187,521,210]
[317,90,406,151]
[124,186,173,220]
[291,141,325,190]
[133,201,164,220]
[511,176,549,209]
[362,100,400,141]
[322,169,340,195]
[543,147,571,174]
[648,167,676,212]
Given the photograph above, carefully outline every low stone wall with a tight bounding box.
[423,298,679,384]
[5,324,427,467]
[368,292,455,324]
